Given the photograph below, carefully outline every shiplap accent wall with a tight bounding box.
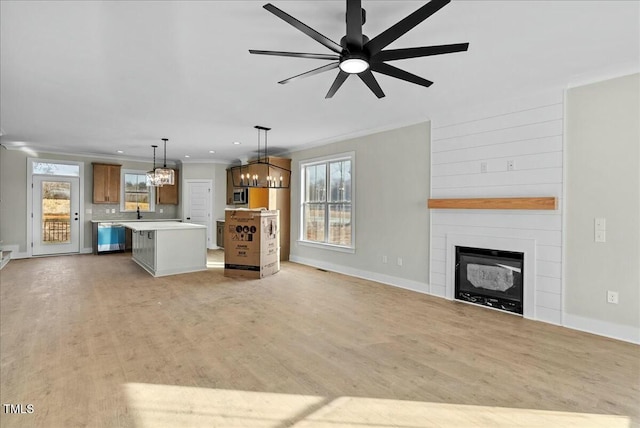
[430,91,564,325]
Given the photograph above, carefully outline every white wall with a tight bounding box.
[0,148,179,255]
[430,90,564,325]
[565,73,640,343]
[180,162,229,222]
[290,122,431,293]
[180,162,229,249]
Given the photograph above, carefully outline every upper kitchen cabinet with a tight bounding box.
[93,163,121,203]
[226,168,234,205]
[156,169,179,205]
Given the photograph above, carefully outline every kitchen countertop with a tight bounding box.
[116,221,206,231]
[91,219,181,224]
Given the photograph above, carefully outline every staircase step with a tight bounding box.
[1,250,12,270]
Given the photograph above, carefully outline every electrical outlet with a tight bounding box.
[111,208,116,213]
[160,208,164,214]
[480,162,487,173]
[594,218,606,242]
[382,255,387,264]
[507,160,515,171]
[106,209,110,214]
[397,257,403,266]
[607,290,619,304]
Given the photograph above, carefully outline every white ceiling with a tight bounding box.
[1,1,638,164]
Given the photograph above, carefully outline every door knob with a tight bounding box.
[187,217,191,220]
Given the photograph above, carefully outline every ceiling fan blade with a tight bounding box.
[278,62,339,84]
[346,0,363,49]
[365,0,451,55]
[358,70,385,98]
[249,50,340,60]
[374,43,469,62]
[263,3,343,54]
[370,62,433,87]
[325,71,349,98]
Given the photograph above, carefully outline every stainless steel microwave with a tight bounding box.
[233,188,248,204]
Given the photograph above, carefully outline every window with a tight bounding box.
[300,153,354,250]
[32,161,80,176]
[121,170,155,212]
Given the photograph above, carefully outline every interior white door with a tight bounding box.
[32,175,80,255]
[184,180,213,248]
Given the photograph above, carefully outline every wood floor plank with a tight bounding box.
[1,252,638,427]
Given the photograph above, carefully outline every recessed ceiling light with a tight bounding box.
[184,155,190,158]
[233,141,241,145]
[209,150,215,154]
[116,150,124,154]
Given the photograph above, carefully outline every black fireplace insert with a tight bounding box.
[455,246,524,314]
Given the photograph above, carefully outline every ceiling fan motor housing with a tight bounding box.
[250,0,469,98]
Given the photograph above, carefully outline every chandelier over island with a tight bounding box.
[229,126,291,189]
[146,138,175,187]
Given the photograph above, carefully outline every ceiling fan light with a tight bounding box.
[339,58,369,74]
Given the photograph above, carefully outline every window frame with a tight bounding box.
[120,169,155,213]
[298,152,355,253]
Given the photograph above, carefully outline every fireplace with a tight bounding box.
[455,246,524,314]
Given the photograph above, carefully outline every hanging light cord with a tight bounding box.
[151,145,158,169]
[162,138,168,168]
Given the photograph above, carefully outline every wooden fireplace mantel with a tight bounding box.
[427,197,557,210]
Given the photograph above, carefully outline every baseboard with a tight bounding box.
[81,247,93,254]
[563,313,640,345]
[0,245,28,259]
[289,255,430,296]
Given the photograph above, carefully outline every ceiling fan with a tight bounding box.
[249,0,469,99]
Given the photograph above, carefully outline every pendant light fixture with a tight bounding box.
[146,144,161,187]
[229,126,291,189]
[154,138,175,187]
[146,139,175,187]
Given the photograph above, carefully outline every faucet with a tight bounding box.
[136,206,142,220]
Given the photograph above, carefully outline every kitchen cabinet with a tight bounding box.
[132,229,156,273]
[156,169,179,205]
[216,220,225,248]
[93,163,121,203]
[226,169,234,205]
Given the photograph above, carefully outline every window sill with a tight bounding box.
[297,240,355,254]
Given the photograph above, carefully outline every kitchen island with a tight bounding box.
[117,221,207,277]
[91,219,182,254]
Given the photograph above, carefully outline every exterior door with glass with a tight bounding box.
[32,176,81,255]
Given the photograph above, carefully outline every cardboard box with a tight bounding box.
[224,209,280,278]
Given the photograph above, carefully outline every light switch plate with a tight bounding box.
[480,162,487,173]
[595,218,606,230]
[595,230,606,243]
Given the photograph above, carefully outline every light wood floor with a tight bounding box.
[1,252,638,427]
